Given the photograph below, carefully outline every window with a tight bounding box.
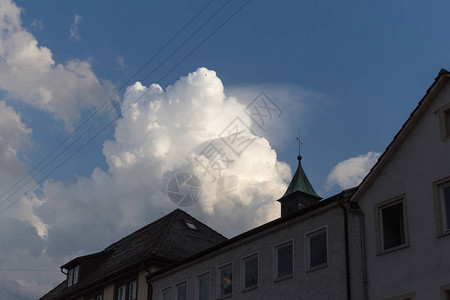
[274,241,293,280]
[440,182,450,233]
[218,264,232,297]
[382,293,414,300]
[306,228,328,270]
[176,281,187,300]
[242,254,258,290]
[162,286,172,300]
[197,272,210,300]
[67,266,79,287]
[439,103,450,141]
[117,280,137,300]
[376,196,409,253]
[87,294,103,300]
[184,220,197,230]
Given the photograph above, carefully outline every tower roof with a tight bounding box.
[283,155,320,198]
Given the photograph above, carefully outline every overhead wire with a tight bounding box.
[0,0,251,216]
[0,0,216,207]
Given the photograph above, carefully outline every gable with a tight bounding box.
[352,70,450,202]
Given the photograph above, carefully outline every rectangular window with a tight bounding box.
[162,286,172,300]
[73,266,79,284]
[67,269,73,287]
[96,296,103,300]
[176,281,187,300]
[117,284,126,300]
[218,264,232,297]
[306,228,328,270]
[274,241,293,280]
[242,254,258,290]
[376,196,409,253]
[116,280,137,300]
[197,273,210,300]
[441,184,450,232]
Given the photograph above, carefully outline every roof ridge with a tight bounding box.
[151,209,181,255]
[105,209,181,250]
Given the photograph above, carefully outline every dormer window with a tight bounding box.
[67,266,79,287]
[184,220,197,230]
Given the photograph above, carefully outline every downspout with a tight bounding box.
[338,201,351,300]
[350,203,368,300]
[145,269,153,300]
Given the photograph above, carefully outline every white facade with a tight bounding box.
[353,72,450,299]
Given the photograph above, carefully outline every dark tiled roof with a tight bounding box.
[40,209,227,300]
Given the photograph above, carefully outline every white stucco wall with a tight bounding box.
[150,203,364,300]
[357,82,450,299]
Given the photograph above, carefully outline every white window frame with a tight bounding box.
[305,227,328,271]
[175,280,187,300]
[73,266,79,284]
[273,240,294,281]
[241,252,258,291]
[196,272,210,300]
[161,285,173,300]
[217,263,233,298]
[375,195,409,254]
[434,177,450,236]
[116,279,137,300]
[67,269,73,287]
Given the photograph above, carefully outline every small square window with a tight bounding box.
[197,272,210,300]
[218,264,232,297]
[176,281,187,300]
[242,254,258,290]
[184,220,197,230]
[306,228,328,270]
[274,241,293,280]
[376,196,409,253]
[162,286,172,300]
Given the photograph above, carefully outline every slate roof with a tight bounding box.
[40,209,227,300]
[283,155,321,198]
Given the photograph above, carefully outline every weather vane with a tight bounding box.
[296,128,302,159]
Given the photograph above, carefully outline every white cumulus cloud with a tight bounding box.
[0,0,113,129]
[69,13,82,40]
[32,68,291,261]
[325,151,381,190]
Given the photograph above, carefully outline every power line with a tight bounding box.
[0,0,233,213]
[0,0,216,208]
[0,0,251,216]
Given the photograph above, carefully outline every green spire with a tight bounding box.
[283,155,320,198]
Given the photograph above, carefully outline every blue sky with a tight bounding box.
[1,0,450,298]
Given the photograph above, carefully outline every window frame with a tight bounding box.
[305,227,328,272]
[241,252,259,292]
[273,239,294,281]
[217,262,233,298]
[114,277,138,300]
[175,280,188,300]
[375,195,410,254]
[196,271,210,300]
[438,103,450,141]
[161,285,173,300]
[434,176,450,236]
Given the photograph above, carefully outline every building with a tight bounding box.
[352,69,450,299]
[41,69,450,300]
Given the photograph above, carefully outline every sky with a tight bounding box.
[1,0,450,298]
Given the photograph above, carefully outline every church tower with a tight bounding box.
[278,155,321,217]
